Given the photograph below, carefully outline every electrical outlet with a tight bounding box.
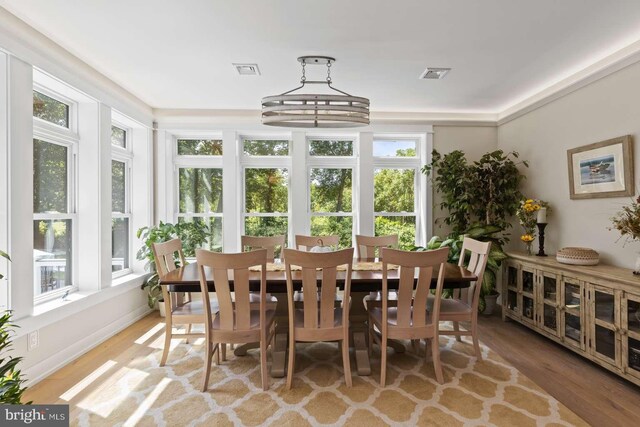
[28,330,39,351]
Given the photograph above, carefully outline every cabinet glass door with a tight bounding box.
[622,293,640,379]
[590,286,619,366]
[540,272,559,336]
[520,265,536,325]
[505,263,519,317]
[561,278,584,350]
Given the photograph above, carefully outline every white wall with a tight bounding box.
[498,60,640,267]
[431,125,498,237]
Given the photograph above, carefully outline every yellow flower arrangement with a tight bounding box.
[520,234,534,242]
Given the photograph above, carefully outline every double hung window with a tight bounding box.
[111,124,132,276]
[32,89,77,300]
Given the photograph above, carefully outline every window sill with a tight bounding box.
[15,273,149,338]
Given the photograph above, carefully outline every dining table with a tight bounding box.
[159,261,477,377]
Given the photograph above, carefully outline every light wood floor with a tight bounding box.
[25,311,640,426]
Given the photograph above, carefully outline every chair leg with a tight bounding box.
[185,323,192,344]
[431,336,444,384]
[286,333,295,390]
[260,338,269,391]
[453,321,462,342]
[342,333,352,387]
[160,313,173,367]
[472,317,482,360]
[367,317,374,357]
[221,343,227,361]
[202,341,215,392]
[380,334,387,387]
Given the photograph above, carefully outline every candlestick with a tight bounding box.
[536,223,548,257]
[537,207,547,224]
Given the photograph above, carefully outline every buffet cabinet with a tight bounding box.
[503,252,640,386]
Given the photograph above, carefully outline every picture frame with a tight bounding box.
[567,135,633,200]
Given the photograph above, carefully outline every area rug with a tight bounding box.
[70,326,587,427]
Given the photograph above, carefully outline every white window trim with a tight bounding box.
[33,112,79,305]
[111,154,133,279]
[32,83,78,135]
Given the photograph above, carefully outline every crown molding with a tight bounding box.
[497,38,640,126]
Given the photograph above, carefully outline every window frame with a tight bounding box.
[306,136,357,247]
[240,135,292,244]
[111,133,133,278]
[32,88,79,304]
[173,134,225,252]
[372,135,422,246]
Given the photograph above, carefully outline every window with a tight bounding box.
[177,139,222,156]
[33,90,70,128]
[243,139,289,156]
[308,139,355,248]
[111,160,130,273]
[33,137,75,299]
[111,125,127,149]
[373,137,421,249]
[244,168,289,242]
[177,168,223,252]
[111,120,133,277]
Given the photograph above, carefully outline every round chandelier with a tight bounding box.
[261,56,370,128]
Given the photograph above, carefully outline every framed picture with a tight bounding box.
[567,135,633,199]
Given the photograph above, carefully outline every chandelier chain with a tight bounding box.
[326,62,332,84]
[300,61,306,83]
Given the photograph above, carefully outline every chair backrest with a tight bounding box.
[241,235,285,262]
[195,249,268,332]
[457,237,491,309]
[380,247,449,329]
[152,238,186,277]
[295,235,340,251]
[283,247,354,330]
[355,234,398,261]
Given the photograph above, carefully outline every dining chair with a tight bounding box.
[367,247,449,386]
[196,248,276,392]
[284,247,354,389]
[295,234,340,251]
[152,238,220,366]
[241,235,286,262]
[434,237,491,359]
[354,234,398,262]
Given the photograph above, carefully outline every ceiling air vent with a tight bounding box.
[419,67,450,80]
[233,63,261,76]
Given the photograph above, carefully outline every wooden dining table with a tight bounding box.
[159,261,477,376]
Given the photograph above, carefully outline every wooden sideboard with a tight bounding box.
[502,252,640,387]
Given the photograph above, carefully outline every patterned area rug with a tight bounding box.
[71,326,587,427]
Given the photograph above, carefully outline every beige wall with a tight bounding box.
[498,60,640,267]
[432,125,498,237]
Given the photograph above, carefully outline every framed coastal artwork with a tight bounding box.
[567,135,633,199]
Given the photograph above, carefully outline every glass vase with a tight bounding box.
[525,242,533,256]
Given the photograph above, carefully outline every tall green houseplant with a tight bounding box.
[422,149,528,307]
[0,251,30,404]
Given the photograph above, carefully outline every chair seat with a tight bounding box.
[212,309,276,330]
[369,306,433,327]
[293,307,343,328]
[427,297,472,316]
[172,300,219,316]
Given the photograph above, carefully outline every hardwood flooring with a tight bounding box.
[24,311,640,426]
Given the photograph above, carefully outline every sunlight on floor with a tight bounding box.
[60,360,118,402]
[77,366,149,418]
[123,377,171,427]
[134,323,165,345]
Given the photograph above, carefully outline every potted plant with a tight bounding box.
[422,149,528,311]
[136,220,213,312]
[0,251,30,404]
[609,196,640,274]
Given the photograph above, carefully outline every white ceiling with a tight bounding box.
[2,0,640,113]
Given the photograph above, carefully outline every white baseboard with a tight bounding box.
[24,305,152,386]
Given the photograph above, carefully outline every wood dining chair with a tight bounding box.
[196,248,276,392]
[152,239,220,366]
[355,234,398,261]
[367,247,449,386]
[241,235,286,262]
[434,237,491,359]
[284,247,354,389]
[295,235,340,251]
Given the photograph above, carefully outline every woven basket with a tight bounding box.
[556,247,600,265]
